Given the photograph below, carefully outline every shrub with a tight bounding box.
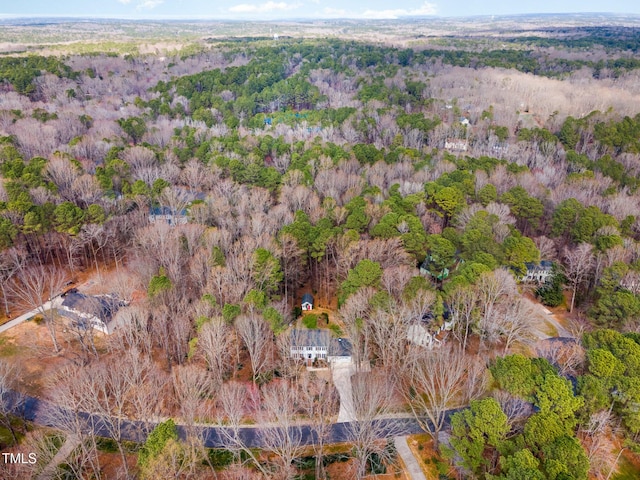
[138,419,178,468]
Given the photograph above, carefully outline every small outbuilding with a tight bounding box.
[301,293,314,311]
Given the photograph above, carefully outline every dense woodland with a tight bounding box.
[1,20,640,479]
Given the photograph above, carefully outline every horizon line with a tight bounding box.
[1,12,639,22]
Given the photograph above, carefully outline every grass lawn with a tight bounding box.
[0,336,19,357]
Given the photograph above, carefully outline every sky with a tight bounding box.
[1,0,639,20]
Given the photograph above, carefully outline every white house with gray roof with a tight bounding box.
[290,329,352,365]
[290,329,331,362]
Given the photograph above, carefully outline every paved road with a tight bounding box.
[6,391,424,449]
[395,436,427,480]
[0,297,63,334]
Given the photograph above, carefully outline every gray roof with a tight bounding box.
[290,329,330,348]
[60,292,122,323]
[525,260,553,272]
[150,206,187,216]
[330,338,352,357]
[301,293,314,304]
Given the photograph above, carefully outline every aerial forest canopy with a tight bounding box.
[1,18,640,479]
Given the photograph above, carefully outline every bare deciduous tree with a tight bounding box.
[403,346,486,449]
[563,243,595,313]
[198,316,235,387]
[278,232,305,304]
[78,223,112,283]
[8,430,61,479]
[109,304,154,357]
[86,361,136,477]
[0,248,22,317]
[536,339,585,377]
[347,372,403,480]
[0,360,23,444]
[120,348,167,438]
[8,265,70,353]
[493,390,533,435]
[152,302,192,368]
[47,367,104,478]
[236,313,274,383]
[171,364,211,439]
[259,379,305,479]
[300,373,340,480]
[380,265,414,298]
[216,381,268,476]
[275,331,305,381]
[368,303,415,373]
[493,296,537,353]
[580,410,618,480]
[339,287,376,370]
[448,285,479,352]
[477,269,518,347]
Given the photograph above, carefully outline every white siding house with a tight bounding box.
[290,329,330,362]
[148,206,188,226]
[522,261,553,283]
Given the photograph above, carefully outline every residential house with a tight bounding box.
[290,329,330,362]
[301,293,314,311]
[406,324,440,349]
[328,337,353,364]
[522,261,553,283]
[444,138,469,152]
[148,206,188,226]
[57,291,125,334]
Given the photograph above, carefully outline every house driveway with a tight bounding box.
[331,360,356,423]
[529,299,574,340]
[0,297,63,335]
[394,436,427,480]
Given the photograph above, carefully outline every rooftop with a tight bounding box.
[290,328,330,347]
[330,337,352,357]
[60,292,123,322]
[525,260,553,271]
[150,206,187,216]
